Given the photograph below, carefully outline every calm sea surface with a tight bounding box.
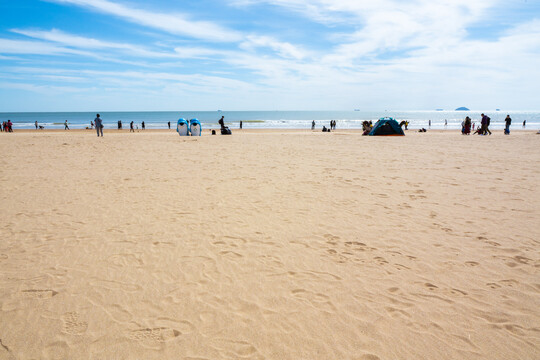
[1,111,539,130]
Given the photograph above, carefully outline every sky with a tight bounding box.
[0,0,539,111]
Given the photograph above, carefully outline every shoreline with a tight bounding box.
[5,128,538,135]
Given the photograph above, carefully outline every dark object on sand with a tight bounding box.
[212,130,216,135]
[221,127,232,135]
[368,118,404,136]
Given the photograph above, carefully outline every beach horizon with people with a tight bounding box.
[1,110,539,132]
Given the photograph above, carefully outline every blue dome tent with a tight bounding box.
[189,118,202,136]
[177,118,189,136]
[368,117,405,136]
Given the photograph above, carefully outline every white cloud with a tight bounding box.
[49,0,242,42]
[240,35,307,59]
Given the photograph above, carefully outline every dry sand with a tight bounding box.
[0,129,539,359]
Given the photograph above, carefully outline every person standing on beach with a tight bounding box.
[523,120,526,128]
[94,114,103,137]
[484,115,492,135]
[428,119,431,128]
[7,120,13,132]
[480,114,487,135]
[130,121,134,132]
[168,121,171,129]
[142,121,145,130]
[64,120,70,130]
[218,116,225,130]
[504,115,512,135]
[311,120,315,130]
[240,121,243,129]
[35,121,38,129]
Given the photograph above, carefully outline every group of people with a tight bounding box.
[311,120,337,131]
[1,120,13,132]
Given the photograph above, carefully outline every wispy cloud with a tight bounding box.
[48,0,242,42]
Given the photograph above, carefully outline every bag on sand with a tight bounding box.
[221,127,232,135]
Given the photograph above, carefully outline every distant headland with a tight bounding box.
[455,107,470,111]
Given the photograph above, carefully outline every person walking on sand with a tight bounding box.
[7,120,13,132]
[130,121,134,132]
[484,114,492,135]
[94,114,103,137]
[480,114,488,135]
[64,120,70,130]
[504,115,512,135]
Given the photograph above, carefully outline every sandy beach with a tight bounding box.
[0,129,538,359]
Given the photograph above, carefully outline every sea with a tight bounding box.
[1,110,539,131]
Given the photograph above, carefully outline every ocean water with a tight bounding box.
[1,110,539,130]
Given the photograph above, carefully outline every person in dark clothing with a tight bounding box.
[311,120,315,130]
[484,115,492,135]
[118,120,122,129]
[480,114,488,135]
[240,121,243,129]
[523,120,526,128]
[64,120,70,130]
[504,115,512,135]
[141,121,145,130]
[94,114,103,137]
[168,121,171,129]
[130,121,134,132]
[218,116,225,130]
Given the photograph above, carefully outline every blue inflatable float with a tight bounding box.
[177,118,189,136]
[190,118,201,136]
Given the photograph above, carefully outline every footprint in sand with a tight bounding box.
[424,283,438,290]
[359,354,381,360]
[42,341,69,360]
[291,289,336,312]
[128,327,181,344]
[62,312,88,335]
[465,261,479,267]
[210,339,259,358]
[19,289,58,299]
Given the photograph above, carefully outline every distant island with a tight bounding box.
[436,109,444,111]
[455,107,470,111]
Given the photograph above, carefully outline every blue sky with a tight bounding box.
[0,0,539,111]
